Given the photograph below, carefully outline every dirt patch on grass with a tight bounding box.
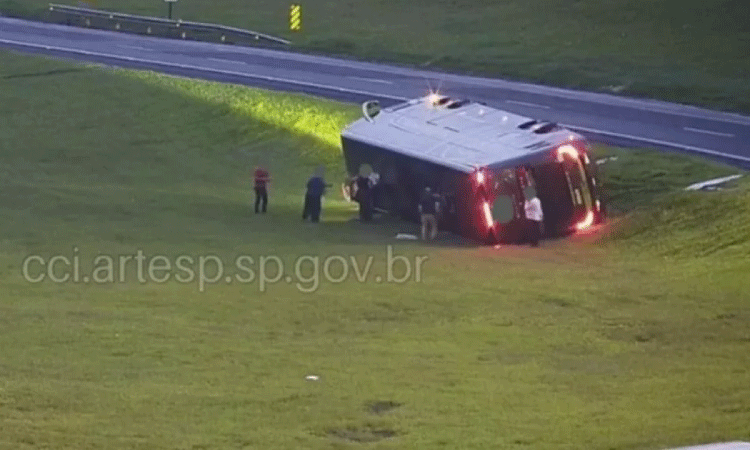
[327,426,397,443]
[540,297,574,308]
[601,315,750,345]
[367,400,402,414]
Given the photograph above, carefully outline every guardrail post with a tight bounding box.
[164,0,177,20]
[45,3,292,46]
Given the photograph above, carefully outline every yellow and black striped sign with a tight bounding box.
[289,4,301,31]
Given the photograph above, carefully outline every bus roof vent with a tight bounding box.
[446,99,471,109]
[518,119,539,130]
[531,122,561,134]
[435,96,451,106]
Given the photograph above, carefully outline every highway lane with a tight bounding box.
[1,17,749,168]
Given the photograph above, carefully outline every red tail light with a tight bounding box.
[482,202,494,227]
[575,211,594,231]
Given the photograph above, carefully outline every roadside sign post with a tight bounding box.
[164,0,178,20]
[289,4,301,31]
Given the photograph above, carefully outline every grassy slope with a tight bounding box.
[1,50,749,450]
[3,0,750,112]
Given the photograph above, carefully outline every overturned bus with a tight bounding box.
[340,95,605,244]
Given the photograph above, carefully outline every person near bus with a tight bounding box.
[368,170,381,210]
[253,165,271,214]
[418,186,441,241]
[302,166,330,223]
[354,170,374,222]
[523,194,544,246]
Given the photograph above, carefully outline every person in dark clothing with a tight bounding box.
[418,187,441,240]
[302,166,330,223]
[355,173,374,222]
[253,165,270,213]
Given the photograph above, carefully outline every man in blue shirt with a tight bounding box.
[302,166,330,223]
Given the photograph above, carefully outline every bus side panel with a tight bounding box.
[341,137,473,236]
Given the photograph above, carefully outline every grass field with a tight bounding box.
[2,0,750,113]
[1,49,749,450]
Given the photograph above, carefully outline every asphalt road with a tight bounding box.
[1,17,749,169]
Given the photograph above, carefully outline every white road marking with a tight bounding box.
[347,76,392,85]
[560,123,750,165]
[207,57,247,65]
[505,100,551,109]
[685,174,743,191]
[683,127,735,138]
[117,44,154,52]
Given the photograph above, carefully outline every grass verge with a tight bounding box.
[0,50,749,450]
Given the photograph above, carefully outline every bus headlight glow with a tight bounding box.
[475,170,485,184]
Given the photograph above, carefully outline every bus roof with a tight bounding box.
[341,95,586,173]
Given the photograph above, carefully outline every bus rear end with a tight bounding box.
[530,141,604,237]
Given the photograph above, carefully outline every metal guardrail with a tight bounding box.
[46,3,291,47]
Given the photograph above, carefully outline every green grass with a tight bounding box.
[590,146,740,214]
[1,49,750,450]
[5,0,750,112]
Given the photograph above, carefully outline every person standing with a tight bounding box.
[523,195,544,247]
[355,170,374,222]
[418,187,441,241]
[302,166,330,223]
[253,165,271,214]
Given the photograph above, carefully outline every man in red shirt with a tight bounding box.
[253,166,270,213]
